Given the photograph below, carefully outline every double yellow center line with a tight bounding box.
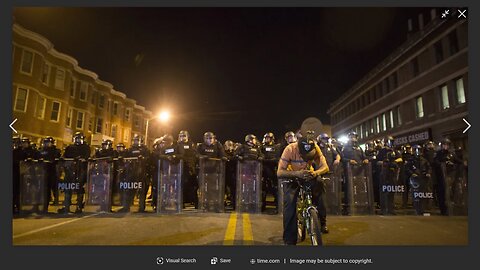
[223,213,254,245]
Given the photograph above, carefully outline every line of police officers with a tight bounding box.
[13,129,466,218]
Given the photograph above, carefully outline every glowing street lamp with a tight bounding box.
[145,110,171,147]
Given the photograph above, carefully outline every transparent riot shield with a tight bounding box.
[198,158,225,213]
[323,164,342,215]
[236,160,262,213]
[379,162,406,215]
[19,160,48,214]
[408,173,434,215]
[111,158,121,206]
[116,157,147,212]
[56,158,86,213]
[86,158,113,212]
[346,163,374,215]
[440,162,468,216]
[157,159,183,214]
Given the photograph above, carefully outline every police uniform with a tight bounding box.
[125,145,151,212]
[261,143,281,212]
[341,142,366,215]
[177,141,198,207]
[38,145,61,209]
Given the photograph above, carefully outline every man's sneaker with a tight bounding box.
[321,225,329,234]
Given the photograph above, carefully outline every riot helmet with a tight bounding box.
[101,139,113,150]
[383,136,394,148]
[365,141,374,151]
[262,132,275,145]
[224,140,235,152]
[178,130,189,143]
[132,134,144,147]
[284,131,297,144]
[348,131,359,146]
[403,144,413,155]
[42,136,54,148]
[153,137,163,150]
[116,143,126,152]
[413,145,422,157]
[424,141,435,150]
[245,134,257,146]
[21,137,31,149]
[73,132,85,145]
[162,134,174,147]
[204,132,215,146]
[13,136,21,149]
[317,133,330,144]
[440,138,452,150]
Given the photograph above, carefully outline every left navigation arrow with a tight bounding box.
[10,118,18,133]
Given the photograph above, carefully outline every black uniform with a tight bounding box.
[224,148,237,207]
[38,146,61,208]
[177,141,198,207]
[62,143,90,212]
[125,145,151,212]
[365,147,380,205]
[197,141,226,159]
[433,149,462,215]
[234,144,264,161]
[260,143,281,212]
[341,142,366,214]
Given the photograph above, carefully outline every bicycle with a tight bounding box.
[293,178,323,246]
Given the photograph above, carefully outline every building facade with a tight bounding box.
[12,23,152,150]
[328,9,468,156]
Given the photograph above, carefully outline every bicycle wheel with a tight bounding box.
[307,208,323,246]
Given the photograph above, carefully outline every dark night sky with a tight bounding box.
[13,7,428,143]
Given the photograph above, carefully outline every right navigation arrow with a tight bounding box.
[462,118,471,133]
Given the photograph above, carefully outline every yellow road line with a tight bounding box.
[242,213,254,245]
[223,213,237,245]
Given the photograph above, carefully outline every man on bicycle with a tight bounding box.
[277,131,329,245]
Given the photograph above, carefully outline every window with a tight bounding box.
[125,108,131,121]
[375,116,380,134]
[382,113,387,131]
[96,117,103,133]
[134,115,140,128]
[34,96,46,119]
[359,125,363,139]
[365,122,369,138]
[434,41,444,64]
[54,68,65,90]
[98,94,105,109]
[415,96,424,118]
[123,128,130,142]
[412,57,419,77]
[76,111,85,129]
[370,119,375,134]
[397,106,402,125]
[111,124,117,138]
[79,82,87,101]
[70,78,76,98]
[14,88,29,112]
[392,72,398,89]
[66,108,73,127]
[389,110,394,129]
[441,85,450,109]
[50,101,61,122]
[448,30,459,55]
[456,78,466,104]
[20,49,33,74]
[113,102,118,115]
[41,63,50,85]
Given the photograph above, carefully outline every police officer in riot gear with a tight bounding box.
[197,132,227,159]
[177,130,198,208]
[115,143,127,157]
[125,135,151,212]
[224,140,237,208]
[235,134,264,161]
[405,145,432,215]
[341,132,369,215]
[13,136,24,214]
[364,140,380,207]
[96,139,115,158]
[58,132,91,214]
[38,137,61,210]
[279,131,297,155]
[260,132,281,213]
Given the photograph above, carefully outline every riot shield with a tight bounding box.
[236,160,262,213]
[379,162,406,215]
[157,159,183,214]
[323,164,342,215]
[111,158,121,206]
[346,163,374,215]
[19,160,48,214]
[56,158,86,212]
[408,173,434,215]
[198,158,225,213]
[440,162,468,216]
[86,158,113,212]
[116,157,147,212]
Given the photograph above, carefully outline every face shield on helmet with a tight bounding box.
[204,132,215,146]
[116,143,125,152]
[365,141,374,151]
[317,133,330,145]
[262,132,274,145]
[102,140,113,150]
[440,138,451,150]
[21,137,31,149]
[425,141,435,150]
[413,145,422,157]
[178,130,189,143]
[384,136,394,148]
[224,140,235,152]
[403,144,412,155]
[348,132,358,145]
[245,134,257,146]
[285,131,297,144]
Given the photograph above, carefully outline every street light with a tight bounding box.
[145,110,170,147]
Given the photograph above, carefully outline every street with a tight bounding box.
[13,206,468,246]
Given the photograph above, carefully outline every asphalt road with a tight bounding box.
[13,206,468,246]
